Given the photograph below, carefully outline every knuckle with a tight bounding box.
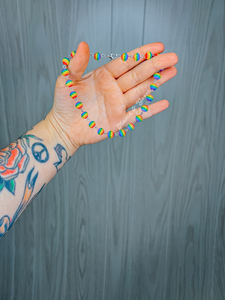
[135,84,143,100]
[151,57,159,72]
[122,60,131,73]
[130,68,140,84]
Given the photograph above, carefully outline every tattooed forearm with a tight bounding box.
[0,167,45,238]
[0,117,76,240]
[0,131,50,239]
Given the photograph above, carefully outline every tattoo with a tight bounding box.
[53,143,68,172]
[0,134,42,195]
[17,134,43,146]
[32,142,49,163]
[0,167,45,239]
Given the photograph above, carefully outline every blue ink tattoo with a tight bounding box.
[53,144,68,172]
[32,142,49,163]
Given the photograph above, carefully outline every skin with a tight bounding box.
[0,41,178,239]
[45,41,178,153]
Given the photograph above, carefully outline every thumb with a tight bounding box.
[68,41,90,81]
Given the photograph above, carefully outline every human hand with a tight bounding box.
[45,41,178,155]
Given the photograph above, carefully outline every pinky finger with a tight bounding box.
[123,99,169,129]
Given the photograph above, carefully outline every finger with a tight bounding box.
[104,42,165,79]
[117,53,178,93]
[123,66,177,109]
[122,100,169,129]
[68,41,90,81]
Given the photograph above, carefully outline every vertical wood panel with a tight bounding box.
[0,0,224,299]
[213,159,225,299]
[161,1,225,300]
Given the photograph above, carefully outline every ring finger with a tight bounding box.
[123,66,177,110]
[117,52,178,93]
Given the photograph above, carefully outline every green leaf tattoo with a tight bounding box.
[0,178,4,193]
[19,134,43,148]
[4,179,16,195]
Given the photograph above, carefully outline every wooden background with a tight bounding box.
[0,0,224,299]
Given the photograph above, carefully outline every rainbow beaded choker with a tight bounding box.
[61,51,163,138]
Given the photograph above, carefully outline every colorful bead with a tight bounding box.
[81,112,88,119]
[155,53,160,56]
[121,53,128,61]
[150,83,158,91]
[127,123,135,130]
[108,131,115,138]
[133,53,140,61]
[75,102,83,109]
[94,52,101,60]
[62,57,70,65]
[66,80,73,87]
[71,51,76,58]
[70,91,77,99]
[141,105,149,112]
[62,69,69,76]
[154,73,161,80]
[119,129,126,137]
[135,115,143,122]
[97,128,104,135]
[146,94,154,101]
[160,69,164,72]
[89,121,96,128]
[145,52,153,60]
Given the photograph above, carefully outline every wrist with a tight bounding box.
[44,110,79,157]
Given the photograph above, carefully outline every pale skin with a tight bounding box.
[0,41,178,239]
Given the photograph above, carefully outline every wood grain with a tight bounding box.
[0,0,224,299]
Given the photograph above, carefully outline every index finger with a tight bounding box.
[104,42,165,79]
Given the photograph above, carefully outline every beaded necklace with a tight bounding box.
[61,51,163,138]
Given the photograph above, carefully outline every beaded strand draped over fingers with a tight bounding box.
[61,51,164,138]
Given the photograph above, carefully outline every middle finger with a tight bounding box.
[116,53,178,93]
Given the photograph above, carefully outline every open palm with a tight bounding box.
[46,41,178,151]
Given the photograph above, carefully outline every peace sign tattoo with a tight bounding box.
[31,143,49,163]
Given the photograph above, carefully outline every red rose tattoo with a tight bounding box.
[0,141,29,194]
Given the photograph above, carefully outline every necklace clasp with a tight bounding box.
[108,53,120,60]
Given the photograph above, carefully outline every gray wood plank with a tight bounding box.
[162,0,225,300]
[0,0,224,299]
[213,159,225,300]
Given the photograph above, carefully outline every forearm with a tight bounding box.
[0,112,78,239]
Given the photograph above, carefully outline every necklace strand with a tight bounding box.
[61,51,163,138]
